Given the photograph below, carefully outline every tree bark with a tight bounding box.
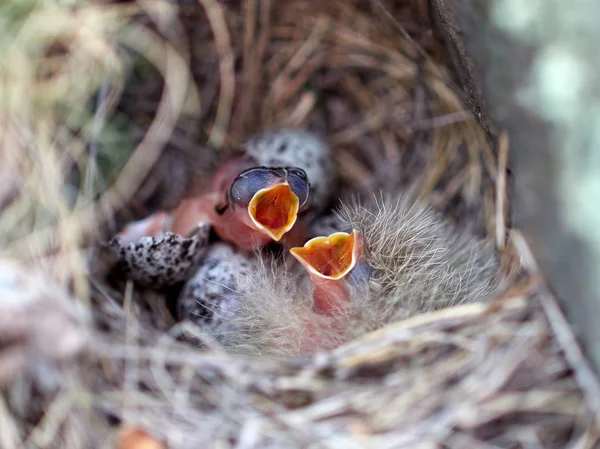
[431,0,600,371]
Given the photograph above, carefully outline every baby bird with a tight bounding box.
[187,193,500,357]
[297,193,501,321]
[290,229,363,315]
[179,253,345,355]
[109,129,333,285]
[171,129,335,251]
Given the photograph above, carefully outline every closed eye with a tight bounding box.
[285,168,310,210]
[228,167,282,208]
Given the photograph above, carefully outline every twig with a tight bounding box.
[24,389,76,448]
[495,131,509,249]
[538,287,600,424]
[0,396,20,449]
[370,0,429,61]
[4,23,191,257]
[198,0,235,148]
[512,230,600,423]
[122,281,140,421]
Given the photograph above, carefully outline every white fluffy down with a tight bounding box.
[196,194,500,358]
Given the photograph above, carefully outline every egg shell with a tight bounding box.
[110,224,210,288]
[178,243,254,325]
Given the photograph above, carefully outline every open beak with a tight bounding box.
[289,229,362,280]
[247,182,300,241]
[290,229,363,315]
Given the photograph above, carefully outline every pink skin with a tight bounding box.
[290,276,361,353]
[296,261,362,352]
[212,204,276,251]
[168,192,273,251]
[209,157,255,195]
[116,211,170,243]
[296,307,345,353]
[310,275,351,315]
[168,157,250,238]
[170,156,303,251]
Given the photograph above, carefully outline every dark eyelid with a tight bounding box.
[228,167,283,208]
[236,166,279,178]
[284,168,310,210]
[287,167,308,180]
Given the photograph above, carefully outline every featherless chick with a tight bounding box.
[170,129,335,250]
[108,130,333,285]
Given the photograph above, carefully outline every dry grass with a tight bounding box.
[0,0,598,448]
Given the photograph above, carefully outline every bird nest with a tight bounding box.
[1,0,599,448]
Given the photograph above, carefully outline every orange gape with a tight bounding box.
[290,230,363,315]
[290,231,357,279]
[290,231,360,280]
[249,184,299,241]
[165,157,305,251]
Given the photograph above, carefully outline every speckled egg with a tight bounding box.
[110,224,210,288]
[178,243,254,325]
[244,129,335,211]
